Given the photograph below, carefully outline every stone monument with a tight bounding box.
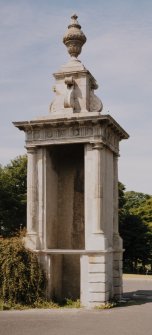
[14,15,129,307]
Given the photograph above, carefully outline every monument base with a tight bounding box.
[33,249,122,308]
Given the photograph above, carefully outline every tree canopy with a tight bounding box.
[119,183,152,272]
[124,191,151,211]
[0,156,27,237]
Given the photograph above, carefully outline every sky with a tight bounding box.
[0,0,152,194]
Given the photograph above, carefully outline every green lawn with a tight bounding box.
[123,273,152,279]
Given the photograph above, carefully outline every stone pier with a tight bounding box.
[14,15,129,307]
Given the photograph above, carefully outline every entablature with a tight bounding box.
[13,114,129,155]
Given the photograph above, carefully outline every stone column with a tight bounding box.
[113,153,123,298]
[25,146,38,249]
[83,142,114,306]
[37,147,47,250]
[92,143,105,233]
[113,154,119,237]
[85,142,108,250]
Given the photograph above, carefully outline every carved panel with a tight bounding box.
[85,127,93,136]
[33,131,41,140]
[105,127,119,150]
[46,130,53,138]
[25,124,119,154]
[27,126,95,141]
[26,131,32,141]
[73,128,80,136]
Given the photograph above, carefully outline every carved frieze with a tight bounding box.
[25,122,119,154]
[33,130,41,140]
[105,127,119,151]
[26,126,95,142]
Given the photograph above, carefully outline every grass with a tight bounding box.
[0,298,81,311]
[62,298,81,308]
[95,302,117,309]
[123,273,152,279]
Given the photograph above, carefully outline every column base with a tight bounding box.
[113,247,123,299]
[86,233,108,250]
[80,252,112,308]
[24,232,38,250]
[113,233,123,249]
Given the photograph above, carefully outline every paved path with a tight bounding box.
[0,277,152,335]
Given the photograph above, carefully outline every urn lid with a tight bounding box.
[63,14,87,58]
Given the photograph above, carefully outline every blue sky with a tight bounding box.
[0,0,152,194]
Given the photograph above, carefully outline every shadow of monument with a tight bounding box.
[121,290,152,307]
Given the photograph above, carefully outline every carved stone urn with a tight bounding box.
[63,14,87,58]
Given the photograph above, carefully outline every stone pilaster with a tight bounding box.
[113,154,119,236]
[37,147,47,250]
[92,143,105,233]
[113,154,123,299]
[85,143,108,250]
[25,146,38,249]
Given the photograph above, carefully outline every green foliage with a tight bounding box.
[0,236,46,305]
[118,182,126,209]
[95,301,117,309]
[0,156,27,237]
[63,298,81,308]
[119,213,152,270]
[118,184,152,272]
[0,298,60,311]
[32,299,59,309]
[130,197,152,225]
[124,191,151,211]
[0,297,82,311]
[118,182,127,227]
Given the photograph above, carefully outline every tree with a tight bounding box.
[119,213,151,272]
[130,197,152,226]
[118,184,152,272]
[118,182,127,226]
[124,191,151,212]
[0,156,27,237]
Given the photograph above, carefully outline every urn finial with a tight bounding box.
[63,14,87,58]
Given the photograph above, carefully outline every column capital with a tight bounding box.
[113,152,120,158]
[92,142,105,150]
[26,146,37,154]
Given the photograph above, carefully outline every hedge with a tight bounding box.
[0,236,46,305]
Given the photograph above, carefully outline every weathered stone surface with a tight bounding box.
[63,14,87,58]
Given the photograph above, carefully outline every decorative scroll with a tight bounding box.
[90,90,103,113]
[64,76,75,108]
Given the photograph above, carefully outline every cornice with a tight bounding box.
[13,114,129,140]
